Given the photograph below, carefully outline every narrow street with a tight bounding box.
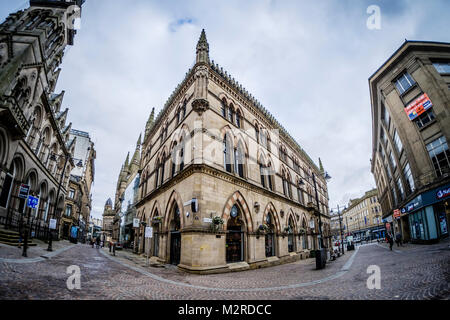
[1,240,449,300]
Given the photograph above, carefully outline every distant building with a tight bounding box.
[369,40,450,244]
[342,189,385,239]
[61,129,96,242]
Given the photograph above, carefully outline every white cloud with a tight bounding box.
[8,0,447,218]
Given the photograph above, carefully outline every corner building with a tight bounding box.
[370,41,450,244]
[135,31,331,274]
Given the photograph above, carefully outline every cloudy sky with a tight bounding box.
[1,0,449,220]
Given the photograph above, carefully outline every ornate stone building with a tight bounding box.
[341,189,385,240]
[0,0,85,240]
[132,30,331,274]
[370,41,450,244]
[102,198,114,240]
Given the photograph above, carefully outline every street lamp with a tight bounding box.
[330,204,346,255]
[299,171,331,269]
[47,153,83,252]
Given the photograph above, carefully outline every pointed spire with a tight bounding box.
[144,107,155,141]
[196,29,209,64]
[124,152,130,168]
[137,133,142,147]
[319,157,324,174]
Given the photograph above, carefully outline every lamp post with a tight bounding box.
[330,204,346,255]
[47,154,83,251]
[299,171,331,269]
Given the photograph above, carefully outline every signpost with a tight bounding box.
[144,226,153,266]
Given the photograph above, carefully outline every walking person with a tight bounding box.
[396,231,403,247]
[96,236,100,249]
[387,233,394,251]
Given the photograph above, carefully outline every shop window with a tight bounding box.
[426,136,450,177]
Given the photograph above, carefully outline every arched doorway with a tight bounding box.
[226,204,245,263]
[265,211,276,257]
[169,203,181,265]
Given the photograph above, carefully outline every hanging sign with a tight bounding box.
[133,218,140,228]
[393,209,401,219]
[404,93,432,121]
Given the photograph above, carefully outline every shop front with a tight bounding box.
[400,184,449,244]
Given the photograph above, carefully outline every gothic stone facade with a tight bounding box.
[132,31,331,274]
[0,1,85,239]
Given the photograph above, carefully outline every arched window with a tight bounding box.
[179,139,185,172]
[288,217,295,252]
[171,143,177,178]
[154,160,159,188]
[259,160,266,188]
[228,105,234,123]
[221,98,227,118]
[265,212,276,257]
[152,209,160,257]
[181,100,186,118]
[234,143,245,178]
[297,180,304,205]
[302,219,308,249]
[267,162,273,191]
[223,134,232,173]
[160,154,165,186]
[236,110,241,128]
[282,170,289,197]
[255,125,260,144]
[176,109,180,125]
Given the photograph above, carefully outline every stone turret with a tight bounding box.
[192,29,210,115]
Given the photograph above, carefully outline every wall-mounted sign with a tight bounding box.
[27,195,39,209]
[145,226,153,238]
[49,219,57,230]
[18,184,30,199]
[393,209,401,219]
[437,186,450,200]
[401,195,423,214]
[133,218,140,228]
[203,218,212,223]
[404,93,432,121]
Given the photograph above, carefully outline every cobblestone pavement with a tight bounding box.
[0,239,75,261]
[0,238,448,300]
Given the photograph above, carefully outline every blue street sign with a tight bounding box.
[27,195,39,209]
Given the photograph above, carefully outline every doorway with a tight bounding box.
[170,231,181,265]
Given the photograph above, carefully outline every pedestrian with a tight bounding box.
[387,233,394,251]
[18,229,23,249]
[96,236,100,249]
[395,232,402,247]
[91,237,95,248]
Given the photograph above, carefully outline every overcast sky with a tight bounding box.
[1,0,449,220]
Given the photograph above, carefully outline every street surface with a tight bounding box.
[0,239,449,300]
